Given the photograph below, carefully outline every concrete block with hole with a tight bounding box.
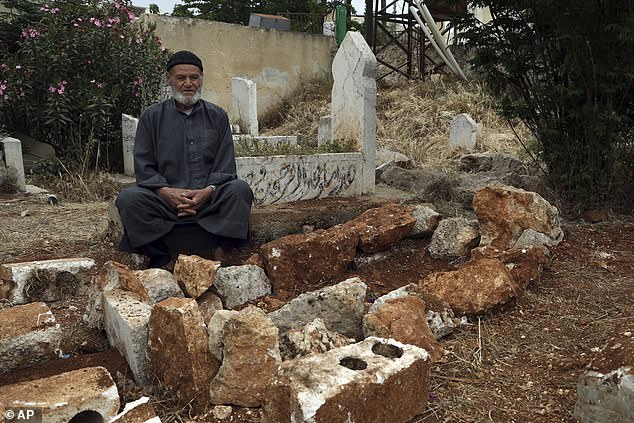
[0,302,62,373]
[0,366,120,423]
[262,337,431,423]
[0,258,95,305]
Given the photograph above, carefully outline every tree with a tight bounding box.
[0,0,169,170]
[458,1,634,210]
[172,0,334,26]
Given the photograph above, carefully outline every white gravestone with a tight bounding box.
[0,137,26,191]
[122,114,138,177]
[449,113,478,151]
[231,77,259,136]
[331,32,377,195]
[317,115,332,146]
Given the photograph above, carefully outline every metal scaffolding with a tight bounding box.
[366,0,467,80]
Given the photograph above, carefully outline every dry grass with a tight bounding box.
[28,164,123,202]
[260,76,532,170]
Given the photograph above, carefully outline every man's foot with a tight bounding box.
[212,246,230,266]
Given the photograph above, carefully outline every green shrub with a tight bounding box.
[0,0,169,171]
[458,1,634,211]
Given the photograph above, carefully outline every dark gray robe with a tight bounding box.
[116,98,253,252]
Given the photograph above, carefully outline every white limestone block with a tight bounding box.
[318,115,332,146]
[213,265,271,309]
[0,258,95,305]
[103,289,152,385]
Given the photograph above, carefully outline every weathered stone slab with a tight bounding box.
[280,318,354,361]
[331,31,377,194]
[408,204,442,238]
[148,297,219,413]
[237,153,364,205]
[344,203,416,253]
[84,260,145,330]
[231,77,258,136]
[173,254,221,298]
[208,306,281,407]
[103,289,152,385]
[473,183,563,249]
[0,257,95,305]
[133,268,183,303]
[0,302,62,373]
[259,225,359,298]
[207,310,240,360]
[428,217,480,259]
[420,258,520,316]
[449,113,478,151]
[262,337,431,423]
[110,396,158,423]
[0,366,119,423]
[1,137,26,191]
[574,330,634,423]
[122,113,138,177]
[268,278,367,339]
[363,296,443,362]
[213,265,271,309]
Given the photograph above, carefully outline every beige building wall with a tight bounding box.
[145,15,334,118]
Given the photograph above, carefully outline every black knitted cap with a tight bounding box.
[165,50,203,72]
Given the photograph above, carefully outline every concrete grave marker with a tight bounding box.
[122,114,138,177]
[318,115,332,146]
[449,113,478,151]
[331,31,377,194]
[231,77,258,136]
[1,137,26,191]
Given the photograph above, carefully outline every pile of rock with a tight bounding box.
[1,183,627,422]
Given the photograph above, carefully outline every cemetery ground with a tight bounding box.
[1,78,633,422]
[0,191,632,422]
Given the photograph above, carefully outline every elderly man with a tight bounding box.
[116,50,253,268]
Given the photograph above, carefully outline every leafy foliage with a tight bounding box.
[457,1,634,210]
[0,0,169,170]
[172,0,335,26]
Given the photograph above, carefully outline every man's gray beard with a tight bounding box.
[170,85,202,107]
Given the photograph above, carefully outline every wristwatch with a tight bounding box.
[206,184,216,191]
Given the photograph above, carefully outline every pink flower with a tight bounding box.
[2,95,7,100]
[0,64,6,70]
[57,85,65,94]
[49,86,57,93]
[15,65,21,69]
[50,7,61,14]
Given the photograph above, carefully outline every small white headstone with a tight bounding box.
[231,77,259,136]
[317,115,332,146]
[449,113,478,151]
[121,114,138,177]
[331,32,377,195]
[0,137,26,191]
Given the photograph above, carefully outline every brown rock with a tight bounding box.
[259,224,359,297]
[209,306,281,407]
[102,261,151,303]
[471,245,550,289]
[363,296,443,362]
[244,253,265,268]
[0,302,62,373]
[473,183,562,249]
[580,209,609,223]
[173,254,221,298]
[344,203,417,253]
[420,258,520,316]
[148,297,220,413]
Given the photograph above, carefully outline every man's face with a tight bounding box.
[167,64,203,107]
